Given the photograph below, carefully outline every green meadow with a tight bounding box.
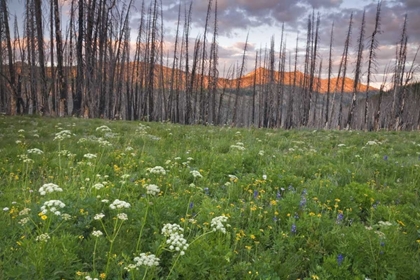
[0,115,419,280]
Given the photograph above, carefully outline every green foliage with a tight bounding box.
[0,116,420,279]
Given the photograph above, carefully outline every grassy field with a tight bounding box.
[0,115,419,280]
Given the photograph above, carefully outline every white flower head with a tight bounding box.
[145,184,160,196]
[190,170,203,178]
[27,148,44,155]
[93,183,104,190]
[36,233,50,242]
[40,200,65,215]
[94,213,105,220]
[117,213,128,221]
[133,253,160,267]
[92,230,103,237]
[54,130,72,141]
[96,125,112,132]
[84,153,97,159]
[211,215,230,234]
[109,199,131,209]
[147,166,167,175]
[39,183,63,195]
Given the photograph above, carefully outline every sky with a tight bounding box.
[6,0,420,88]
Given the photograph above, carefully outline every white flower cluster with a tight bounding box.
[148,166,167,175]
[190,170,203,178]
[84,153,97,159]
[211,215,230,234]
[134,253,160,267]
[94,213,105,220]
[92,183,104,190]
[17,207,31,225]
[36,233,50,242]
[117,213,128,221]
[85,276,98,280]
[109,199,131,209]
[230,142,245,151]
[18,154,33,163]
[96,125,112,132]
[124,253,160,271]
[40,200,65,215]
[27,148,44,155]
[162,223,189,255]
[92,230,103,237]
[258,150,265,156]
[54,130,72,141]
[145,184,160,195]
[97,138,112,147]
[39,183,63,195]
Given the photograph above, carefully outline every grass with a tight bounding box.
[0,115,419,280]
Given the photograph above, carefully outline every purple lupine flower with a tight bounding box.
[336,213,344,224]
[383,155,388,161]
[276,191,281,200]
[189,202,194,209]
[253,190,259,198]
[294,212,299,219]
[204,187,209,195]
[291,224,297,234]
[299,197,307,208]
[337,254,344,266]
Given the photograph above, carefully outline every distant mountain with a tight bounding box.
[235,67,378,93]
[7,62,377,94]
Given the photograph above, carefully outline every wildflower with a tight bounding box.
[189,202,194,209]
[40,200,65,215]
[36,233,50,242]
[18,217,30,225]
[39,183,63,195]
[337,144,346,147]
[253,190,259,198]
[204,187,209,195]
[145,184,160,195]
[27,148,43,155]
[190,170,203,178]
[94,213,105,220]
[109,199,131,209]
[99,273,106,279]
[3,207,9,212]
[162,223,189,255]
[84,153,97,159]
[262,174,267,180]
[276,191,281,200]
[93,183,104,190]
[299,197,307,208]
[211,215,230,234]
[101,199,109,203]
[291,224,297,234]
[62,213,72,220]
[147,166,167,175]
[117,213,128,221]
[92,230,103,237]
[133,253,160,267]
[19,208,31,216]
[383,155,388,161]
[336,213,344,224]
[337,254,344,266]
[228,174,238,181]
[96,125,112,132]
[54,130,72,141]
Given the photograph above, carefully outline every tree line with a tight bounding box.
[0,0,419,130]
